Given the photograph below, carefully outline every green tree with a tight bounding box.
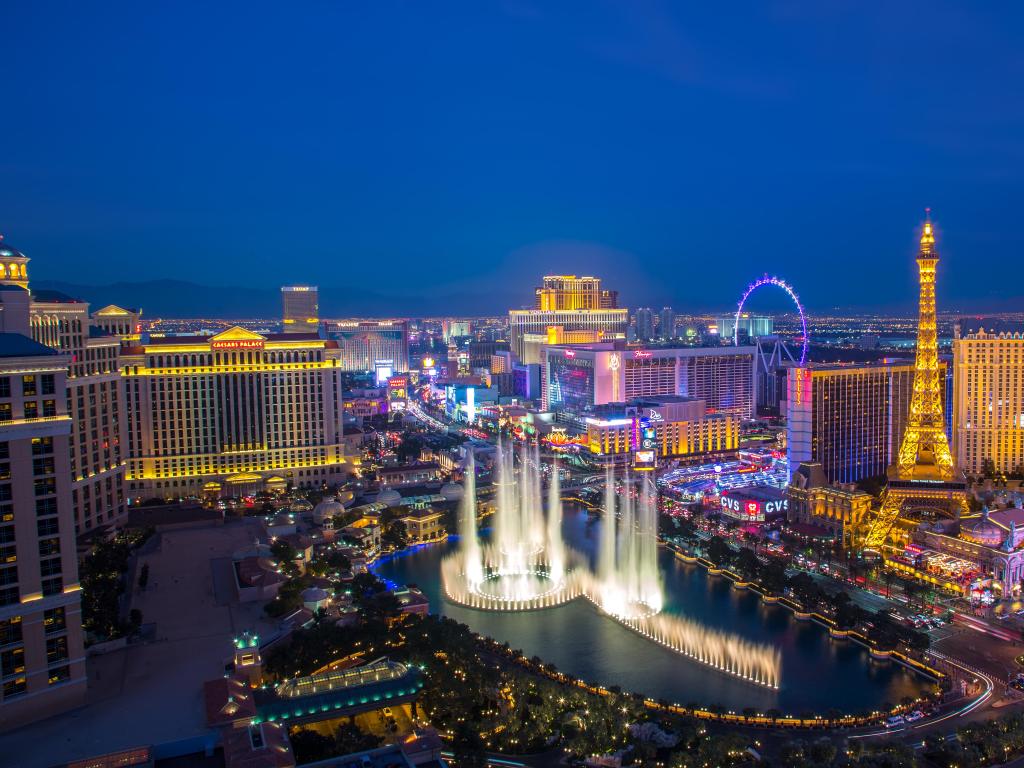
[705,536,733,567]
[383,519,409,550]
[733,548,761,581]
[289,729,336,763]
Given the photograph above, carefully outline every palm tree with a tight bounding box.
[883,569,897,599]
[903,578,922,610]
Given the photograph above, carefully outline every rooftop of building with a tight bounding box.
[797,359,916,372]
[379,462,441,473]
[0,236,26,259]
[32,288,85,304]
[723,485,786,501]
[301,743,414,768]
[142,331,325,344]
[399,506,444,521]
[958,317,1024,337]
[632,394,703,405]
[222,723,296,768]
[0,332,62,358]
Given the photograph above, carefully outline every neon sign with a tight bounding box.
[634,350,653,359]
[211,340,264,350]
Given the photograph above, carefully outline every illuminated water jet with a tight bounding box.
[440,444,781,688]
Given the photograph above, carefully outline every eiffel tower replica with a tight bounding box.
[862,212,969,552]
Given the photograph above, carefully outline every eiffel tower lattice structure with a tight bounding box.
[862,213,969,552]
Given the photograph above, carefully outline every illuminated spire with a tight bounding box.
[919,207,936,256]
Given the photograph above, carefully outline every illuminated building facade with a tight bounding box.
[787,462,873,548]
[30,293,128,534]
[520,326,618,365]
[281,285,319,334]
[585,396,738,465]
[634,308,654,342]
[863,215,969,551]
[786,361,919,484]
[953,318,1024,476]
[542,344,756,418]
[441,319,471,341]
[0,330,87,729]
[121,327,347,500]
[658,307,677,340]
[511,274,626,362]
[718,314,774,340]
[342,388,388,423]
[509,308,628,363]
[902,507,1024,597]
[0,240,130,535]
[91,304,142,341]
[325,320,409,374]
[720,486,788,524]
[534,275,617,310]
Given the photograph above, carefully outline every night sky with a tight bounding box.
[3,2,1023,315]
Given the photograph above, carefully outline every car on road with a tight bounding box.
[905,710,924,722]
[885,715,905,728]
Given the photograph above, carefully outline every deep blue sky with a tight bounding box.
[3,2,1023,315]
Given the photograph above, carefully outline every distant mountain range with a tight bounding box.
[31,279,527,318]
[30,278,1023,319]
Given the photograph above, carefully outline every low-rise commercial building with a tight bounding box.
[400,505,446,543]
[786,462,873,548]
[584,395,738,465]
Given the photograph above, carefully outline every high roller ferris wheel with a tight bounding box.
[734,274,809,365]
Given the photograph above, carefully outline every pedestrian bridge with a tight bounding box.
[254,658,424,726]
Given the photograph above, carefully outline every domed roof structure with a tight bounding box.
[376,488,402,507]
[289,499,313,513]
[313,498,345,523]
[0,234,30,287]
[439,482,464,502]
[0,238,25,260]
[961,507,1004,547]
[301,587,330,603]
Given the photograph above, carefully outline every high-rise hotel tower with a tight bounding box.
[281,285,319,334]
[121,327,348,500]
[510,275,628,362]
[0,269,86,729]
[0,236,130,536]
[953,318,1024,476]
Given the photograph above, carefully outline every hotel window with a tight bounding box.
[21,375,37,396]
[48,665,70,685]
[0,645,23,677]
[0,617,21,647]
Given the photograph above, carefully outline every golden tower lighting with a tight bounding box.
[862,212,968,551]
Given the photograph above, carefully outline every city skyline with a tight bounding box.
[4,4,1024,314]
[5,7,1024,767]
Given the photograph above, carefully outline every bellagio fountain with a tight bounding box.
[441,442,781,689]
